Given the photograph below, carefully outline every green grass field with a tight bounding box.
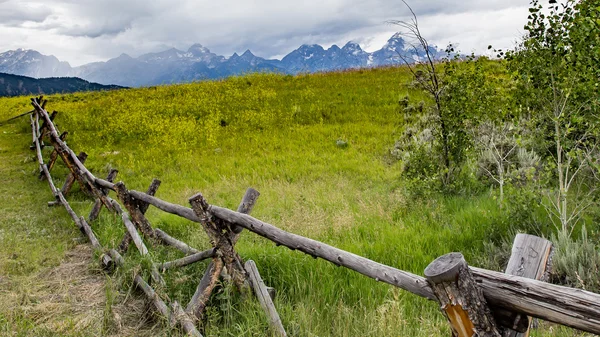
[0,67,586,336]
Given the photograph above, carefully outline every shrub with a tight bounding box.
[551,227,600,293]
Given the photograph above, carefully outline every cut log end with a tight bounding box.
[424,252,466,283]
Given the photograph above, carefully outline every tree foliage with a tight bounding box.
[505,0,600,235]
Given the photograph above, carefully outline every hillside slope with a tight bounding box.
[0,67,583,336]
[0,72,123,97]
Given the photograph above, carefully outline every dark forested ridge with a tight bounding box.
[0,72,123,97]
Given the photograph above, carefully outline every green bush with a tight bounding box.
[551,227,600,292]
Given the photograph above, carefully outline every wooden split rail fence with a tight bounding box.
[22,96,600,336]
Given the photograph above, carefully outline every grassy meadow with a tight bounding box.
[0,67,585,336]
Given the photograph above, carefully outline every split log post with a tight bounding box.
[111,199,165,285]
[189,193,247,290]
[35,107,56,145]
[424,253,500,337]
[138,178,161,214]
[171,301,203,337]
[185,256,224,319]
[186,188,260,320]
[245,260,287,337]
[115,181,158,240]
[134,274,171,321]
[155,228,200,255]
[113,199,149,256]
[498,234,553,337]
[39,131,67,180]
[117,179,161,252]
[59,151,88,197]
[88,169,119,221]
[30,103,55,149]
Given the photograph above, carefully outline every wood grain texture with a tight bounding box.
[185,258,224,319]
[60,152,87,197]
[471,267,600,335]
[155,229,200,255]
[171,301,203,337]
[157,249,216,271]
[189,193,247,293]
[89,169,118,221]
[245,260,287,337]
[501,234,553,337]
[425,253,500,337]
[115,182,156,239]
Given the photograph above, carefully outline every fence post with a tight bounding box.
[500,234,553,337]
[88,169,118,221]
[424,252,500,337]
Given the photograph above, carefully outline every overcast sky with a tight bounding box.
[0,0,530,66]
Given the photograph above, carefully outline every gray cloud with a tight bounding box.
[0,0,531,66]
[0,1,53,26]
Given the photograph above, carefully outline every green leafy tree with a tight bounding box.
[506,0,600,235]
[389,2,505,189]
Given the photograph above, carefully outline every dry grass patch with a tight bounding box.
[0,244,170,336]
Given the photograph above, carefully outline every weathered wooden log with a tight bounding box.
[118,179,161,251]
[102,249,125,271]
[157,249,216,272]
[79,216,101,249]
[110,198,164,286]
[138,178,161,214]
[245,260,287,337]
[95,177,116,191]
[171,301,203,337]
[185,189,261,320]
[115,181,156,239]
[111,200,149,255]
[31,99,113,211]
[3,109,33,127]
[39,131,67,180]
[58,151,88,198]
[89,169,118,221]
[500,234,553,337]
[424,252,500,337]
[471,267,600,335]
[155,229,200,255]
[129,190,199,221]
[231,187,260,234]
[189,193,247,291]
[186,257,224,319]
[134,274,171,321]
[33,108,56,148]
[210,204,600,335]
[210,205,435,299]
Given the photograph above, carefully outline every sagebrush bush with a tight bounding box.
[551,227,600,292]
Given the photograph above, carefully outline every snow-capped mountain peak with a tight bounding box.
[0,33,445,86]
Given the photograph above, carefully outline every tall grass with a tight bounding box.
[0,66,579,336]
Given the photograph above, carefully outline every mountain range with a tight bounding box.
[0,34,444,88]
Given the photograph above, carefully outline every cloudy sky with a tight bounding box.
[0,0,530,66]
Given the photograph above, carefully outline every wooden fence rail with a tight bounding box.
[19,96,600,336]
